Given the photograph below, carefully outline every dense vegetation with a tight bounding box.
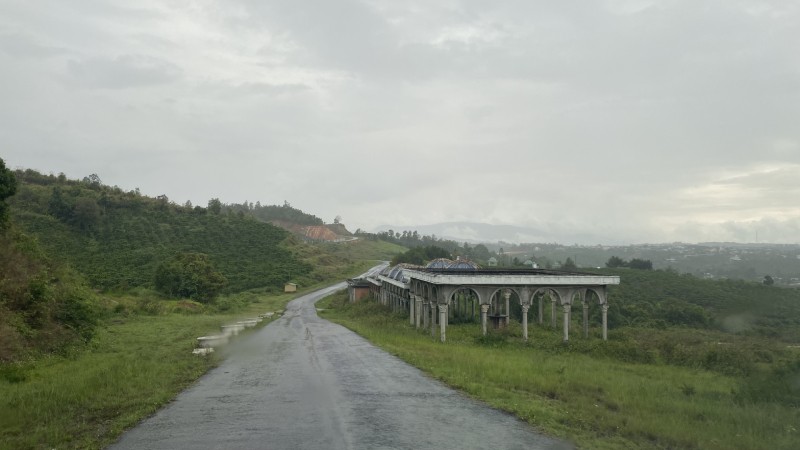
[0,162,97,362]
[390,245,451,265]
[154,252,228,302]
[10,169,314,293]
[222,200,325,226]
[604,267,800,341]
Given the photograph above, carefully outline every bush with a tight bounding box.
[154,253,227,302]
[735,358,800,407]
[0,230,97,361]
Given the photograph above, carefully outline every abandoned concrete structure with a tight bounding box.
[363,261,620,343]
[345,278,372,302]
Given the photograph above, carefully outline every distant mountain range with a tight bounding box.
[373,221,613,245]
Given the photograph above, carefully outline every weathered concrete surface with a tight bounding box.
[109,281,572,450]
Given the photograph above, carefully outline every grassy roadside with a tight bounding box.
[0,261,378,450]
[318,292,800,450]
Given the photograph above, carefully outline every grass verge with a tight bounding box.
[319,293,800,450]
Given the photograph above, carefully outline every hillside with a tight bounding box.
[1,162,97,362]
[602,267,800,341]
[9,170,318,293]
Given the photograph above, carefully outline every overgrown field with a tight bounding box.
[319,293,800,450]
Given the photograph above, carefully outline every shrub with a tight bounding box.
[154,253,227,302]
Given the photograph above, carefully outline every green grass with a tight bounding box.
[319,294,800,450]
[0,315,221,449]
[0,265,374,450]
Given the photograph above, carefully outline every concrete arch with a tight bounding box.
[584,287,608,305]
[447,287,481,324]
[447,286,482,304]
[532,287,563,304]
[486,288,520,326]
[487,287,521,303]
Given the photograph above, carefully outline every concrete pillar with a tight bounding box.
[409,295,415,325]
[602,303,609,341]
[551,298,557,329]
[439,304,448,343]
[480,304,490,336]
[503,290,511,327]
[415,298,423,328]
[431,301,436,338]
[521,304,530,341]
[538,296,544,325]
[582,302,589,338]
[422,302,429,328]
[563,304,571,342]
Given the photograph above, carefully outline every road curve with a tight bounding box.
[109,277,571,450]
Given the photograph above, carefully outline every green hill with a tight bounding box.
[600,267,800,341]
[9,170,315,293]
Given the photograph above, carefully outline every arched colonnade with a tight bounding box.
[400,268,620,343]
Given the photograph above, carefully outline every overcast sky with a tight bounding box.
[2,0,799,244]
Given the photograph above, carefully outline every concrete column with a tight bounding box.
[551,298,557,329]
[480,304,490,336]
[538,296,544,325]
[430,301,436,338]
[562,304,571,343]
[503,290,511,327]
[415,298,423,328]
[439,304,448,343]
[409,295,415,325]
[521,304,530,341]
[582,302,589,338]
[602,303,609,341]
[422,302,429,328]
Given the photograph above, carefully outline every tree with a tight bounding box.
[606,256,627,268]
[334,215,342,224]
[82,173,102,188]
[72,197,100,233]
[48,186,73,221]
[207,198,222,215]
[472,244,491,261]
[763,275,775,286]
[154,253,227,302]
[562,257,577,270]
[629,258,653,270]
[391,245,450,266]
[0,157,17,229]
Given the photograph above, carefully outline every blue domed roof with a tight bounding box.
[447,260,479,270]
[426,258,453,269]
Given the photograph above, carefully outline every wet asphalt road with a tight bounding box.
[109,277,571,450]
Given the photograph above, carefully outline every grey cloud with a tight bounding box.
[0,33,66,58]
[2,0,800,244]
[65,55,182,89]
[717,166,800,192]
